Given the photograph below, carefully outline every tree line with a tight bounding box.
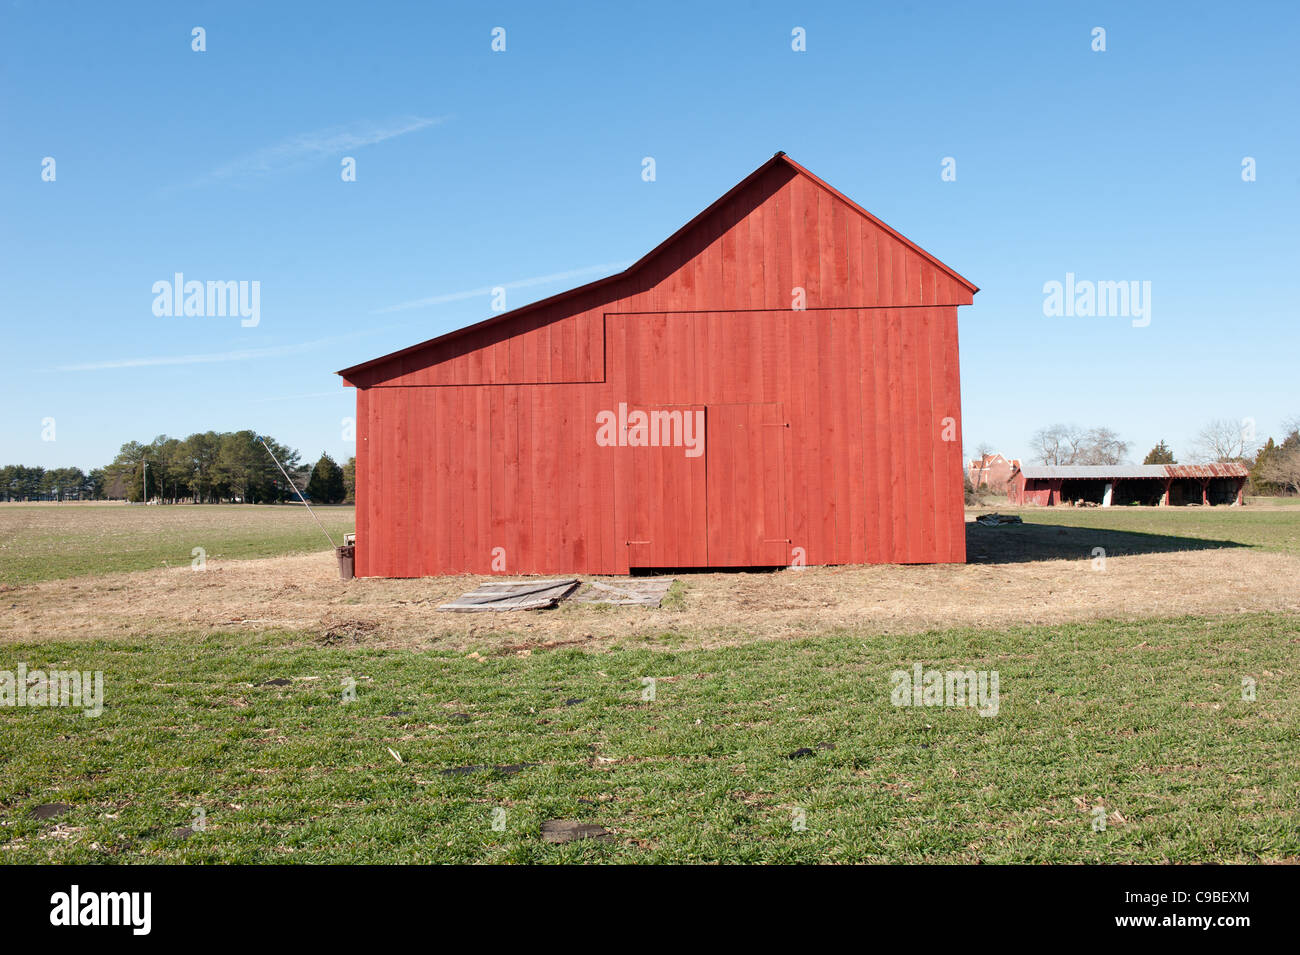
[1,431,357,504]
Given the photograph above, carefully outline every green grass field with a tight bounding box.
[1244,496,1300,507]
[2,613,1296,863]
[3,503,1298,863]
[995,505,1300,557]
[0,504,356,585]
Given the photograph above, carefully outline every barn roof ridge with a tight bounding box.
[338,153,978,382]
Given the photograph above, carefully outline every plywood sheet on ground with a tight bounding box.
[436,579,579,612]
[573,579,675,606]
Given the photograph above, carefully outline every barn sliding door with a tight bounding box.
[706,403,791,566]
[622,404,708,568]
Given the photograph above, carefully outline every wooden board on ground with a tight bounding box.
[976,512,1023,526]
[437,579,580,612]
[573,578,675,607]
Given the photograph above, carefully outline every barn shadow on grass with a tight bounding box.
[966,520,1245,564]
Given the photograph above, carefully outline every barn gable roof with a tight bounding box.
[338,152,978,386]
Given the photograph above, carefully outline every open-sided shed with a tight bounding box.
[338,153,978,576]
[1008,463,1249,507]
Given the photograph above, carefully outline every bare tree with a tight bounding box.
[1192,418,1249,462]
[1255,444,1300,495]
[1030,424,1128,465]
[1077,427,1129,465]
[1031,424,1078,465]
[1255,414,1300,494]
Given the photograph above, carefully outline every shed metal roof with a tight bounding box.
[1163,463,1250,478]
[1017,463,1248,480]
[1018,465,1167,480]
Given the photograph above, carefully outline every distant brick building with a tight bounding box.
[967,453,1018,491]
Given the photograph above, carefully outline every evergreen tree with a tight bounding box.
[1250,437,1278,494]
[1142,440,1176,465]
[343,456,356,504]
[307,453,345,504]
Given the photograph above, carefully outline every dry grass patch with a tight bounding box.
[4,526,1298,651]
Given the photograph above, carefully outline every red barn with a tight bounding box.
[338,153,977,577]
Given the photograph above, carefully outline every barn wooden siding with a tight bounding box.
[343,155,977,577]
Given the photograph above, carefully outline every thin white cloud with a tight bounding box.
[181,115,447,188]
[56,261,634,372]
[55,336,351,372]
[372,261,633,314]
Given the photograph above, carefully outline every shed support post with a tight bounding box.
[1161,479,1170,506]
[1201,479,1209,506]
[1235,480,1244,506]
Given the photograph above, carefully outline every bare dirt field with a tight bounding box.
[5,513,1298,652]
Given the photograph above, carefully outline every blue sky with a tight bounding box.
[3,0,1297,470]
